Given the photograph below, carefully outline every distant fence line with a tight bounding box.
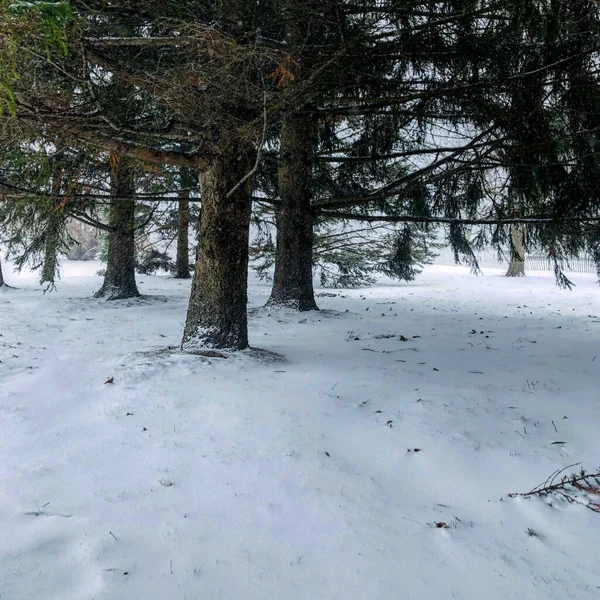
[434,248,598,273]
[524,256,597,273]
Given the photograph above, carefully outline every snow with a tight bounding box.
[1,261,600,600]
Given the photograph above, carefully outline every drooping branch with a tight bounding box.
[312,127,504,209]
[317,211,600,226]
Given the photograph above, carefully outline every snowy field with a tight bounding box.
[1,261,600,600]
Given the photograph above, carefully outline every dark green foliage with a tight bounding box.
[2,0,600,301]
[251,217,439,288]
[378,226,439,282]
[0,141,108,286]
[0,197,70,289]
[448,223,481,275]
[135,248,174,275]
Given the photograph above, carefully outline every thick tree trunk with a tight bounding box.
[94,158,140,300]
[174,168,195,279]
[181,150,253,351]
[267,113,319,311]
[506,224,526,277]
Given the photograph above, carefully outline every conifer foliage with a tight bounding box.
[0,1,599,347]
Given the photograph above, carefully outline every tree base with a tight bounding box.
[181,326,248,353]
[93,285,140,301]
[265,294,319,312]
[506,267,526,277]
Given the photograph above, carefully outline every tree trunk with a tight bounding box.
[181,150,253,351]
[174,167,195,279]
[267,113,319,311]
[0,254,13,289]
[94,157,140,300]
[506,224,526,277]
[40,202,62,289]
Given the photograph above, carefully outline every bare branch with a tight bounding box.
[226,91,268,199]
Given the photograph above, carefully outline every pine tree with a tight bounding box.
[0,0,290,349]
[94,155,140,300]
[2,0,600,351]
[264,1,462,308]
[311,1,600,287]
[0,143,99,289]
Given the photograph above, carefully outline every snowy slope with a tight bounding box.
[1,262,600,600]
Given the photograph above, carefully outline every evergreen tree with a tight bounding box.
[94,155,140,300]
[264,1,477,308]
[0,0,292,348]
[313,1,600,288]
[0,143,100,289]
[2,0,600,351]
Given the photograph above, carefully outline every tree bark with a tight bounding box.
[506,224,526,277]
[267,113,319,311]
[174,167,196,279]
[181,150,254,351]
[0,253,13,289]
[94,157,140,299]
[41,202,62,289]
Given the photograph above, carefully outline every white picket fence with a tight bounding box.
[434,247,597,273]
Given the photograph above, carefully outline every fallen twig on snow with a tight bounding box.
[510,464,600,513]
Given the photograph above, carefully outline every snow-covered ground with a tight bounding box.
[1,261,599,600]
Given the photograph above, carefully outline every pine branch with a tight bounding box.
[512,464,600,514]
[318,212,600,226]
